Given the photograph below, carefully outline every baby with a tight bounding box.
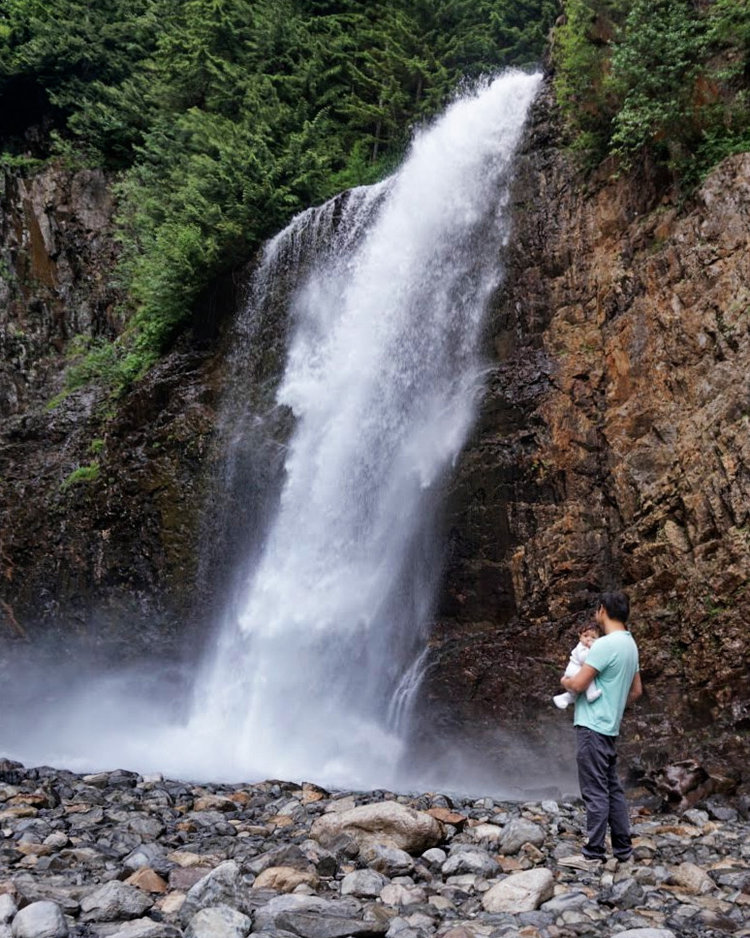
[553,622,602,709]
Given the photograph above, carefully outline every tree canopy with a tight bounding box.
[0,0,556,387]
[553,0,750,178]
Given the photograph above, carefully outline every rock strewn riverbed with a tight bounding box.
[0,760,748,938]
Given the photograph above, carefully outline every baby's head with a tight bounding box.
[579,623,601,648]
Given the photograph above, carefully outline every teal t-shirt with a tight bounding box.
[573,629,639,737]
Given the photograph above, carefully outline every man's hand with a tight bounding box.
[561,663,598,694]
[627,672,643,705]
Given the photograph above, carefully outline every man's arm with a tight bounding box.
[627,671,643,705]
[562,664,598,694]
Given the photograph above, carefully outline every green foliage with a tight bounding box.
[554,0,750,182]
[61,462,100,490]
[554,0,626,153]
[608,0,707,168]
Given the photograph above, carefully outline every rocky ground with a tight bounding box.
[0,760,748,938]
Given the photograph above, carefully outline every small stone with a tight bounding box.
[107,919,182,938]
[157,893,186,916]
[610,931,676,938]
[277,910,387,938]
[426,808,467,829]
[380,884,426,907]
[607,878,645,909]
[470,824,503,844]
[253,866,320,893]
[421,848,446,868]
[185,905,252,938]
[499,819,545,856]
[361,844,415,877]
[427,895,453,912]
[481,869,554,913]
[80,881,153,922]
[193,794,239,813]
[669,862,714,894]
[0,896,16,925]
[341,869,389,898]
[125,868,169,894]
[442,848,498,878]
[169,868,210,891]
[180,860,249,924]
[11,901,68,938]
[123,843,173,876]
[42,833,68,850]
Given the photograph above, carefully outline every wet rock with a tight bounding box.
[10,901,68,938]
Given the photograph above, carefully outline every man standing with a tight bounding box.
[558,590,642,869]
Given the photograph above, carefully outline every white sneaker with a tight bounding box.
[553,694,569,709]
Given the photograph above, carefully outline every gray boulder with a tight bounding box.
[341,870,389,898]
[498,819,545,855]
[442,846,498,878]
[0,897,16,925]
[481,869,554,913]
[360,844,414,877]
[185,905,252,938]
[11,901,68,938]
[107,919,183,938]
[180,860,252,924]
[310,803,443,854]
[80,881,153,922]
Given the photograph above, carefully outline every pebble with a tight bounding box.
[0,761,747,938]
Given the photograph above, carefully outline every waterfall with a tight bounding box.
[1,70,540,789]
[187,70,541,789]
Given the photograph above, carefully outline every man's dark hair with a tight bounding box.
[599,590,630,623]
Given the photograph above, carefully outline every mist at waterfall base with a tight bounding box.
[3,70,576,797]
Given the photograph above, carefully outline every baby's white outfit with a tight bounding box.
[553,640,602,709]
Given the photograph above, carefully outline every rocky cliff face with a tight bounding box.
[424,86,750,779]
[0,165,228,663]
[1,86,749,779]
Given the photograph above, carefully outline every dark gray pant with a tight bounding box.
[576,726,632,860]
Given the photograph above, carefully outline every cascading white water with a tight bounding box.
[186,70,541,789]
